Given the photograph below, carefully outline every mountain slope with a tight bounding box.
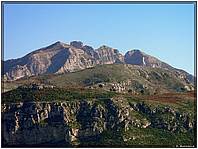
[3,41,70,80]
[3,64,194,94]
[56,65,193,95]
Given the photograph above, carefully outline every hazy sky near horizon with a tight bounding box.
[3,3,195,74]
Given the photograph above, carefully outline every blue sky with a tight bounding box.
[3,3,195,74]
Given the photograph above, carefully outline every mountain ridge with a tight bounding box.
[3,41,194,83]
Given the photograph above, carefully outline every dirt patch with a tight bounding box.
[136,91,196,104]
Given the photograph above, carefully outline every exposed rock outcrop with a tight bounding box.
[130,102,195,132]
[96,45,124,64]
[2,97,194,147]
[2,99,127,146]
[124,49,173,70]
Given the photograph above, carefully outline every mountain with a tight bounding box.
[3,41,194,84]
[3,41,124,80]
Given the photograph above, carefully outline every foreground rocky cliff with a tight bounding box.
[2,89,195,147]
[2,99,124,146]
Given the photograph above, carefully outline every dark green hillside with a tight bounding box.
[2,86,117,103]
[3,64,194,94]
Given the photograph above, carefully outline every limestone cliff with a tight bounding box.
[2,99,130,147]
[2,97,194,147]
[95,45,124,64]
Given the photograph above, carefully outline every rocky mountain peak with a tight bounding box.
[124,49,175,71]
[125,49,144,55]
[38,41,70,53]
[95,45,124,64]
[48,41,66,48]
[81,45,98,58]
[124,49,146,66]
[54,41,63,45]
[98,45,111,50]
[70,41,83,49]
[82,45,94,51]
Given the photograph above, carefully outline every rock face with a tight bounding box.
[3,41,194,83]
[2,98,194,147]
[1,99,129,146]
[96,45,124,64]
[124,50,172,69]
[4,41,71,80]
[131,102,195,132]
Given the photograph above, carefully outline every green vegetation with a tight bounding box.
[2,86,117,103]
[123,127,195,147]
[96,129,125,147]
[49,64,133,87]
[3,64,191,94]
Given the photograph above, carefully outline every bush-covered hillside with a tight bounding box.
[3,64,194,94]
